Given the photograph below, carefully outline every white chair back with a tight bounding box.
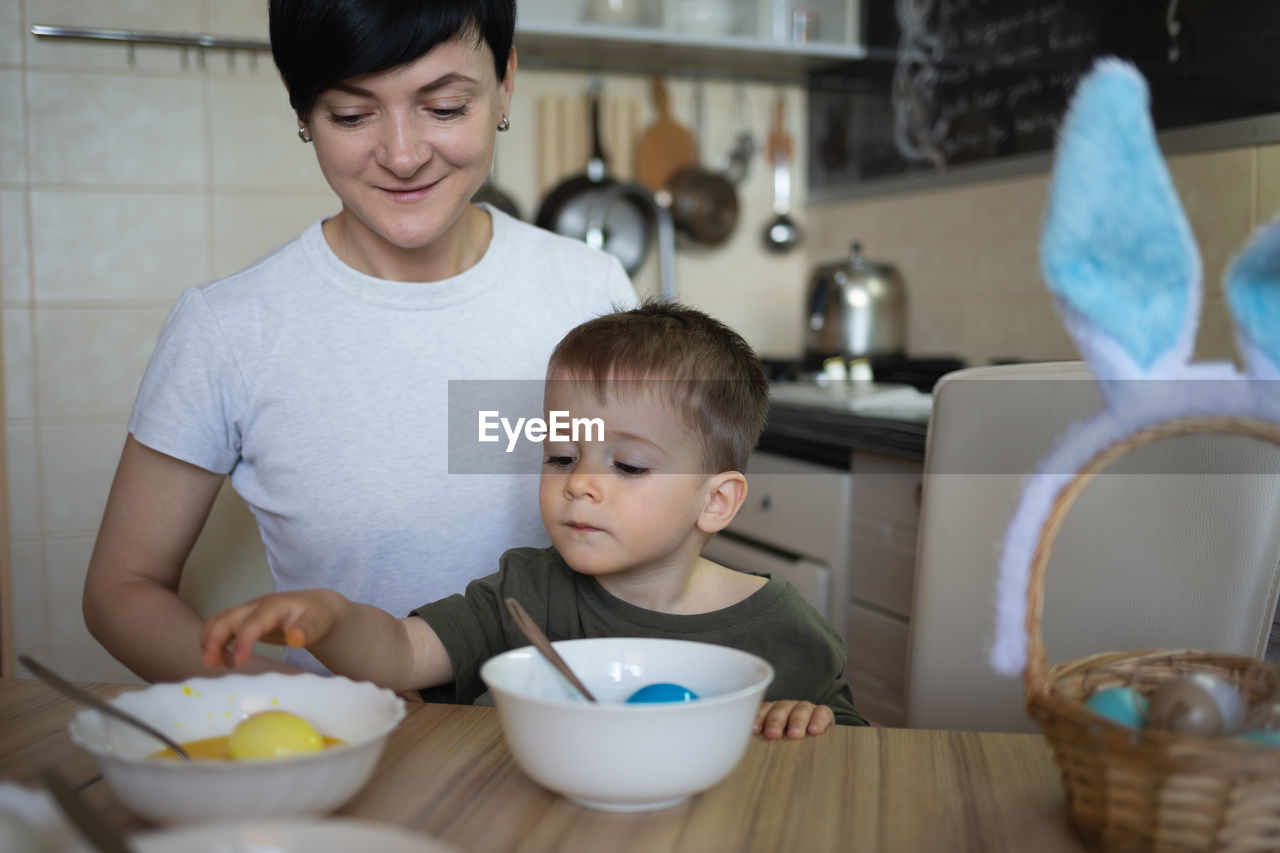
[904,362,1280,732]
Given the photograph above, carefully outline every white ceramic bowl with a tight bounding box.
[480,637,774,812]
[67,673,405,825]
[131,819,461,853]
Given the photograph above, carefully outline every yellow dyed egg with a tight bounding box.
[227,710,324,760]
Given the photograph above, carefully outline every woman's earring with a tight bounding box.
[298,126,313,143]
[497,114,511,132]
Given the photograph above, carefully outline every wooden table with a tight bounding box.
[0,677,1086,852]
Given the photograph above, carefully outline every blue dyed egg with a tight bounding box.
[626,683,698,704]
[1084,686,1149,729]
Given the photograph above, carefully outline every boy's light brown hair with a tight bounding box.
[546,300,769,473]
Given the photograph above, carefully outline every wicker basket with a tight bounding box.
[1022,416,1280,852]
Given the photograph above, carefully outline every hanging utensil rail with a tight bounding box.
[30,24,270,52]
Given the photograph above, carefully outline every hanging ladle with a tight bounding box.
[761,91,802,254]
[19,655,192,761]
[503,598,597,702]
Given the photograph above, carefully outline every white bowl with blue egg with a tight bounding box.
[479,637,774,812]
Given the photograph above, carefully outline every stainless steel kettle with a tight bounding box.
[805,242,907,363]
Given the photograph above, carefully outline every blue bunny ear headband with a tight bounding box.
[988,57,1280,677]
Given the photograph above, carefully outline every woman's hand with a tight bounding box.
[753,700,835,739]
[201,589,347,669]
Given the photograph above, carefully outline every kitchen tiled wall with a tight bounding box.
[807,145,1272,366]
[2,1,1275,682]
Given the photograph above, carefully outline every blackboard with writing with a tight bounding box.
[810,0,1280,193]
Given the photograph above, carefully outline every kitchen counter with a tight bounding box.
[762,380,932,466]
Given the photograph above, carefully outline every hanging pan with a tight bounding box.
[659,80,739,247]
[535,80,654,275]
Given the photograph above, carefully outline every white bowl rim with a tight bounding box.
[68,672,406,768]
[479,638,776,713]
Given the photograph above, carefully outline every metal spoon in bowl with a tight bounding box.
[18,655,192,761]
[502,598,597,703]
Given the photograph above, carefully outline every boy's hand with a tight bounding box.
[200,589,346,669]
[753,700,834,739]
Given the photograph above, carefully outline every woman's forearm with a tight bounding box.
[83,436,291,682]
[84,575,295,682]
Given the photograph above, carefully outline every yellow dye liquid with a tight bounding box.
[148,733,344,761]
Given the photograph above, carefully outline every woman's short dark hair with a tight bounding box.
[270,0,516,121]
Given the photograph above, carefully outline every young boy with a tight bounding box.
[202,302,867,737]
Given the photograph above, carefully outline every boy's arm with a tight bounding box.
[200,590,454,694]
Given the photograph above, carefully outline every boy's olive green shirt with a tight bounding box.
[412,546,867,726]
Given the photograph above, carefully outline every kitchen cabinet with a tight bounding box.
[845,450,922,727]
[516,0,865,81]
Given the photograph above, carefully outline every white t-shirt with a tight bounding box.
[129,206,637,671]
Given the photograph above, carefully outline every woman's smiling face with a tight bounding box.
[307,35,514,260]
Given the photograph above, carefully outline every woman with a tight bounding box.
[83,0,636,681]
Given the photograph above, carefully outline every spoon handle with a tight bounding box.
[19,655,192,761]
[503,598,597,703]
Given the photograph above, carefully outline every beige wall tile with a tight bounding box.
[209,76,329,189]
[27,35,204,75]
[26,0,202,34]
[28,642,143,684]
[1,190,32,302]
[6,424,39,536]
[38,420,127,534]
[31,189,209,301]
[907,299,970,358]
[210,191,335,278]
[42,533,93,646]
[1195,298,1240,364]
[964,298,1077,365]
[970,174,1049,297]
[35,306,171,419]
[0,70,27,183]
[0,1,22,66]
[7,538,47,649]
[1258,143,1280,226]
[25,0,202,72]
[205,0,270,40]
[27,70,205,186]
[4,308,34,419]
[688,258,808,358]
[1167,148,1255,299]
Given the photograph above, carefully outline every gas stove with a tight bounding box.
[762,354,966,393]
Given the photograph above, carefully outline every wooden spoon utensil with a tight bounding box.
[503,598,597,703]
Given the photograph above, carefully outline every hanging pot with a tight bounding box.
[535,82,654,275]
[659,82,740,247]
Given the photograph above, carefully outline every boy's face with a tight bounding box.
[538,382,714,581]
